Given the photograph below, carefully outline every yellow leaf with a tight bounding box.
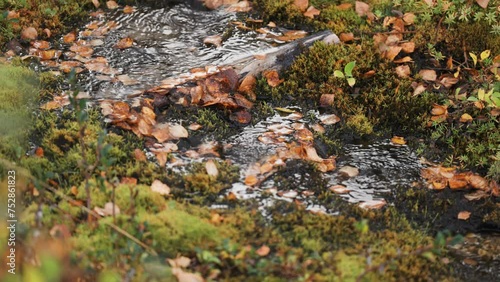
[459,113,473,123]
[469,52,477,66]
[391,136,406,145]
[480,49,490,61]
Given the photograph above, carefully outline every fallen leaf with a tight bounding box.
[358,199,386,210]
[168,256,191,268]
[238,74,256,98]
[475,0,490,9]
[402,13,416,25]
[311,124,325,133]
[106,1,119,9]
[21,27,38,41]
[35,147,44,157]
[457,211,471,220]
[395,65,410,78]
[449,174,468,189]
[400,42,415,53]
[115,37,134,49]
[393,56,413,63]
[293,0,309,12]
[172,268,204,282]
[339,32,355,42]
[319,94,335,107]
[339,166,359,177]
[245,175,258,186]
[304,146,323,162]
[260,163,274,174]
[117,74,139,85]
[391,136,406,145]
[256,245,270,256]
[203,35,222,47]
[123,5,135,13]
[226,0,252,12]
[304,6,320,18]
[205,160,219,177]
[263,70,284,87]
[94,202,120,216]
[319,114,341,125]
[355,1,371,17]
[151,180,170,196]
[419,69,437,81]
[133,148,147,161]
[189,123,203,131]
[329,184,350,194]
[431,104,448,116]
[92,0,100,8]
[205,0,223,10]
[385,46,402,61]
[459,113,473,123]
[468,174,489,190]
[464,190,489,201]
[230,110,252,124]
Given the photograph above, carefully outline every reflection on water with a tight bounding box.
[80,3,271,98]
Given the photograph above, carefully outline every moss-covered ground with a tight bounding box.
[1,0,499,281]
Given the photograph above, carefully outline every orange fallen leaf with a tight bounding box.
[245,175,258,186]
[449,174,468,189]
[319,94,335,106]
[457,211,471,220]
[115,37,134,49]
[402,13,416,25]
[226,0,252,12]
[123,5,135,13]
[203,35,222,47]
[395,65,410,78]
[35,147,44,157]
[256,245,271,256]
[468,174,489,191]
[339,32,354,42]
[293,0,309,12]
[475,0,490,9]
[133,148,147,161]
[391,136,406,145]
[329,185,350,194]
[92,0,100,8]
[304,6,320,18]
[431,104,447,116]
[21,27,38,41]
[400,42,415,53]
[263,70,284,87]
[355,1,370,17]
[358,199,386,210]
[319,114,340,125]
[459,113,473,123]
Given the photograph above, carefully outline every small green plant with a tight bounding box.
[334,61,356,87]
[467,88,500,108]
[427,43,445,61]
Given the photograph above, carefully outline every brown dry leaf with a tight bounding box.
[440,76,459,88]
[34,147,44,157]
[400,42,415,53]
[319,94,335,106]
[468,174,489,190]
[63,32,76,44]
[449,174,468,189]
[385,46,402,61]
[172,268,204,282]
[304,6,321,18]
[464,190,489,201]
[260,163,273,174]
[355,1,370,17]
[295,128,314,142]
[339,166,359,177]
[457,211,471,220]
[230,110,252,124]
[40,95,70,110]
[168,256,191,268]
[151,180,170,196]
[21,27,38,41]
[106,1,119,9]
[117,74,139,86]
[115,37,134,49]
[304,146,323,162]
[419,69,437,81]
[33,40,50,50]
[329,184,350,194]
[293,0,309,11]
[203,35,222,47]
[402,13,416,25]
[319,114,340,125]
[459,113,473,123]
[245,175,258,186]
[189,123,203,131]
[393,56,413,63]
[358,199,386,210]
[337,3,352,10]
[205,160,219,177]
[391,136,406,145]
[475,0,490,9]
[238,74,256,98]
[133,148,147,162]
[431,104,448,116]
[92,0,100,8]
[263,70,284,87]
[39,50,56,60]
[339,32,354,42]
[205,0,223,10]
[395,65,410,78]
[226,0,252,12]
[123,5,135,13]
[256,245,271,257]
[95,202,121,217]
[311,123,325,133]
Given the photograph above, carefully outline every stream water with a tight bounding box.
[43,2,497,280]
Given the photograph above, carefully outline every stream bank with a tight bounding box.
[0,0,499,281]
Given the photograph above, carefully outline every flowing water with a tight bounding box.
[46,2,497,279]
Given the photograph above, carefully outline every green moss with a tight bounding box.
[346,112,374,135]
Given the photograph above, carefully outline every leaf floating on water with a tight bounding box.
[457,211,471,220]
[205,160,219,177]
[115,37,134,49]
[338,166,359,178]
[123,5,135,13]
[245,175,258,186]
[203,35,223,47]
[390,136,406,145]
[226,0,252,12]
[151,180,170,196]
[117,74,139,86]
[329,185,350,194]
